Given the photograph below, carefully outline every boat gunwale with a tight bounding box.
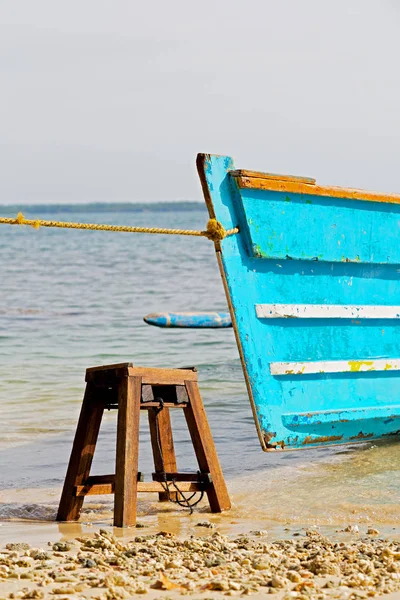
[232,172,400,206]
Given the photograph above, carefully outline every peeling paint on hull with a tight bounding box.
[256,304,400,320]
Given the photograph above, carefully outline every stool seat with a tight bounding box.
[57,363,231,527]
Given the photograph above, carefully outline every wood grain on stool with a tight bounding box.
[148,408,178,502]
[114,375,141,527]
[56,382,104,521]
[184,380,231,512]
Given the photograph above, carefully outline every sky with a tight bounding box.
[1,0,400,204]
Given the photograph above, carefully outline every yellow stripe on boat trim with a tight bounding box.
[270,358,400,376]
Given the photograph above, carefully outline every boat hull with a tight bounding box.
[197,153,400,450]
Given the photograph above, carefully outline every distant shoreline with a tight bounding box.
[0,201,206,214]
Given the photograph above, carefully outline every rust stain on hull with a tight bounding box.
[349,431,374,440]
[382,429,400,437]
[263,431,286,450]
[302,434,343,445]
[263,432,276,445]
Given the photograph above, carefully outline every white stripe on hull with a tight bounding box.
[256,304,400,319]
[270,358,400,376]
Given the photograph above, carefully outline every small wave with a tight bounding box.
[0,308,85,318]
[0,503,56,521]
[0,309,41,316]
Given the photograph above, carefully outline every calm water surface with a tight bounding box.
[0,208,399,541]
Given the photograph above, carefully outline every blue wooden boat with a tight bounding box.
[144,312,232,328]
[197,153,400,450]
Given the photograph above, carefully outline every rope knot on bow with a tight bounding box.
[203,219,228,242]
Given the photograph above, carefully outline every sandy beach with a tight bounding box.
[1,436,399,599]
[1,526,400,600]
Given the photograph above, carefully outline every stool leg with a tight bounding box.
[148,408,178,502]
[114,375,141,527]
[57,382,104,521]
[184,380,231,512]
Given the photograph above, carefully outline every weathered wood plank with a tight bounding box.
[184,380,231,512]
[86,362,133,373]
[152,472,212,483]
[86,366,197,386]
[114,375,141,527]
[129,367,197,385]
[75,481,204,496]
[56,382,104,521]
[148,403,178,502]
[141,401,187,409]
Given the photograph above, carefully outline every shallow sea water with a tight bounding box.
[0,207,399,544]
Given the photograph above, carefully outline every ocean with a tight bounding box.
[0,205,399,544]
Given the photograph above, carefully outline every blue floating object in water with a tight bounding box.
[143,312,232,328]
[197,152,400,451]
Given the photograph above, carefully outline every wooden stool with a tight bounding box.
[56,363,231,527]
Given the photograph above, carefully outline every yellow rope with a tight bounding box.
[0,213,239,242]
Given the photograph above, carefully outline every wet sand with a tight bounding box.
[2,438,399,544]
[0,436,399,598]
[0,468,400,600]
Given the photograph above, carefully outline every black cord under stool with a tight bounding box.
[153,396,204,514]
